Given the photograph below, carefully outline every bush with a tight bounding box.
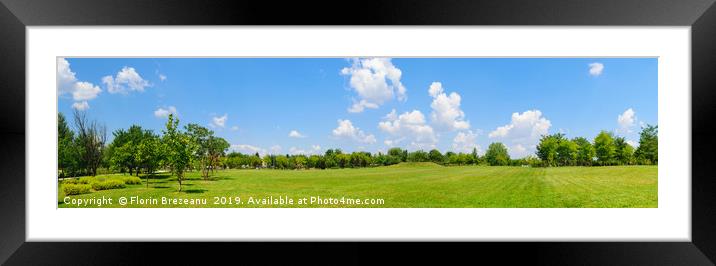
[62,178,79,185]
[122,176,142,185]
[91,179,126,191]
[63,184,91,195]
[78,177,95,184]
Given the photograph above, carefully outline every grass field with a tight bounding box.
[58,163,657,208]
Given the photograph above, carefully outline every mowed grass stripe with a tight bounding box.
[58,164,657,208]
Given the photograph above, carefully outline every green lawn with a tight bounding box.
[58,163,657,208]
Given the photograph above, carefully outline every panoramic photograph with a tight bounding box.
[56,57,658,208]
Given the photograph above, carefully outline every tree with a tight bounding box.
[556,138,578,166]
[572,137,595,166]
[428,149,444,164]
[536,134,561,167]
[58,113,79,178]
[109,125,153,176]
[206,136,230,175]
[136,134,163,187]
[634,124,658,165]
[162,114,196,192]
[72,110,106,176]
[614,137,634,165]
[594,131,616,166]
[484,142,510,166]
[407,150,429,162]
[185,123,213,179]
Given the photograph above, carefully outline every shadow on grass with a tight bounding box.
[183,188,207,194]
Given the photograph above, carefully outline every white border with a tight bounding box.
[27,27,690,241]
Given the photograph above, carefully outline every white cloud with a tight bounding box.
[288,145,322,155]
[57,58,77,94]
[489,110,552,158]
[211,114,228,128]
[231,126,239,131]
[378,109,437,150]
[57,58,102,107]
[626,140,639,147]
[340,58,406,112]
[288,130,306,138]
[71,81,102,101]
[428,82,470,131]
[159,74,167,81]
[617,108,637,133]
[509,144,530,158]
[71,101,90,111]
[103,66,151,94]
[452,130,482,154]
[231,144,266,156]
[270,145,282,154]
[154,106,178,118]
[589,62,604,76]
[332,119,376,144]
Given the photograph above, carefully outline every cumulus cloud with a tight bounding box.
[617,108,637,133]
[489,110,552,158]
[154,106,178,118]
[270,145,282,154]
[341,58,407,113]
[288,130,306,138]
[452,130,482,154]
[159,74,167,82]
[71,101,90,111]
[378,109,437,150]
[626,140,639,148]
[57,58,102,109]
[231,144,266,156]
[289,145,323,155]
[211,114,228,128]
[71,81,102,101]
[509,144,530,158]
[428,82,470,131]
[332,119,376,144]
[102,66,151,94]
[589,62,604,76]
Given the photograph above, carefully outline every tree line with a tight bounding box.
[59,111,658,190]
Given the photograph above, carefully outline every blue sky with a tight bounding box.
[57,57,657,158]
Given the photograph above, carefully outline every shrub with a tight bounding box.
[63,184,91,195]
[91,179,126,191]
[62,178,79,185]
[122,176,142,185]
[78,177,95,184]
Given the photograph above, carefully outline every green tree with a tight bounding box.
[536,134,562,167]
[572,137,595,166]
[556,138,578,166]
[614,137,634,165]
[634,124,658,165]
[136,134,163,187]
[594,131,616,166]
[185,123,213,179]
[428,149,444,164]
[58,113,79,178]
[484,142,510,166]
[162,114,196,191]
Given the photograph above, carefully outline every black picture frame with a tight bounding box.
[1,0,715,264]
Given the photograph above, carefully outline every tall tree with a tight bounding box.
[72,110,106,176]
[556,138,578,166]
[58,113,79,178]
[634,124,658,165]
[614,136,635,165]
[572,137,595,166]
[594,131,616,166]
[185,123,213,179]
[162,114,196,191]
[484,142,510,166]
[536,134,562,167]
[428,149,444,164]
